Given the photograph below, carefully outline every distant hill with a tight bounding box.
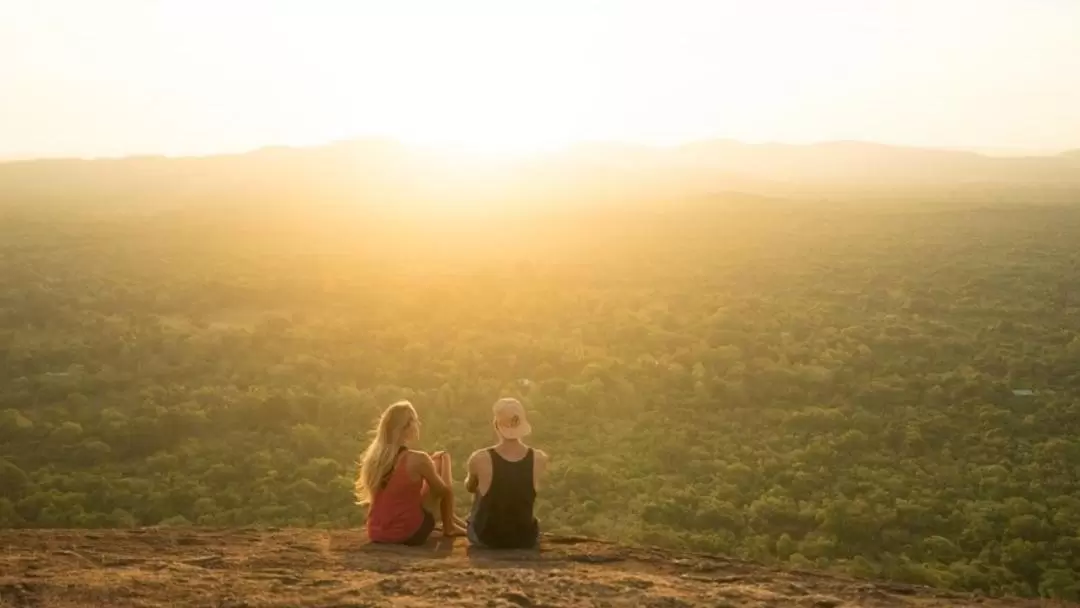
[0,528,1045,607]
[2,139,1079,214]
[572,139,1080,187]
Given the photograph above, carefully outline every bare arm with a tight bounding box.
[410,452,450,497]
[533,449,549,492]
[410,451,460,534]
[464,450,480,493]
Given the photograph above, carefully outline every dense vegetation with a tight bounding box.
[2,197,1079,600]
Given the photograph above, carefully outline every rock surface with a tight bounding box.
[0,528,1047,607]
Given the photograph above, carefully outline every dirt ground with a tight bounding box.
[0,528,1053,607]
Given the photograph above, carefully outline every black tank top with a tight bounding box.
[472,447,538,548]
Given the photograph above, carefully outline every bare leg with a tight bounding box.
[426,452,467,534]
[434,453,469,529]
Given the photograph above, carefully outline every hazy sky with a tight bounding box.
[2,0,1079,158]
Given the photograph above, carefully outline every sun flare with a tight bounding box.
[2,1,1079,159]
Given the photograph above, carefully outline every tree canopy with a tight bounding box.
[1,198,1079,600]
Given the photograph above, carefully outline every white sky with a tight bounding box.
[2,0,1079,158]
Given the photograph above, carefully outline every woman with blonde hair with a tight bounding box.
[356,400,467,545]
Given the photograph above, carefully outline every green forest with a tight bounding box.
[2,198,1079,600]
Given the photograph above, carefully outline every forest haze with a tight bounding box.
[3,139,1080,217]
[1,143,1080,600]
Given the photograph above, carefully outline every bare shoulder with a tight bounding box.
[463,448,487,468]
[533,448,550,464]
[405,450,434,467]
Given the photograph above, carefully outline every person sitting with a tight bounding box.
[355,400,467,545]
[464,397,549,549]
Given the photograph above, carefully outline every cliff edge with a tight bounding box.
[0,528,1048,607]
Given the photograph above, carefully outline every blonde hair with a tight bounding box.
[355,400,417,506]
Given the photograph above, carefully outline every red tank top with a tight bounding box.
[366,449,425,543]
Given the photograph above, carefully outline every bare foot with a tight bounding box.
[434,518,468,534]
[443,524,468,537]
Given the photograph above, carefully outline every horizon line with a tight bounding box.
[2,136,1077,165]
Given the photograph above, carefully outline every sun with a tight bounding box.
[369,93,583,158]
[294,10,600,159]
[419,136,568,158]
[394,122,575,158]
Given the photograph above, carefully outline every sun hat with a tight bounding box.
[493,397,532,440]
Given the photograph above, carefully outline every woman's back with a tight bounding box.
[367,449,425,543]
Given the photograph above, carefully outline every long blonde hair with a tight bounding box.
[355,400,417,506]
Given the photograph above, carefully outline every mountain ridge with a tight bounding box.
[4,138,1077,165]
[2,137,1078,215]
